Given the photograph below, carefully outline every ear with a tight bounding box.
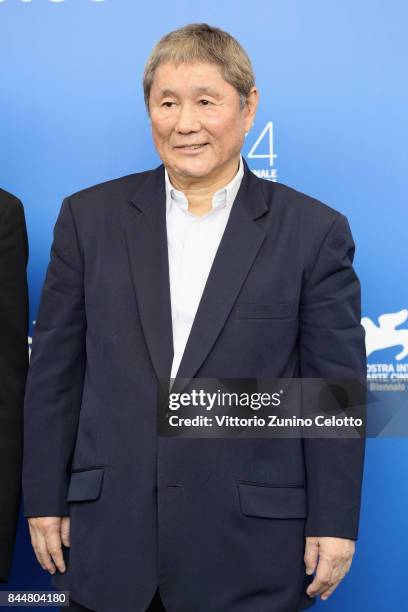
[244,87,259,133]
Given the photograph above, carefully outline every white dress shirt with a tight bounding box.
[165,154,244,381]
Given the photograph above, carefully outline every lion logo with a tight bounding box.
[362,309,408,361]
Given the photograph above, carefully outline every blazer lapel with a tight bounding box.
[122,165,174,382]
[172,157,269,394]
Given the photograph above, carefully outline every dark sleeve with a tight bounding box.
[0,198,29,582]
[299,213,366,540]
[22,197,86,518]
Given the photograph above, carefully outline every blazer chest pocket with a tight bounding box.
[234,302,293,319]
[237,481,307,519]
[67,467,105,502]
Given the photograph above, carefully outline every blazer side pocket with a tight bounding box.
[237,481,307,519]
[67,467,105,502]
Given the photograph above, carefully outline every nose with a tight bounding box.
[174,102,201,134]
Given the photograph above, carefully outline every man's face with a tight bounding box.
[148,61,256,182]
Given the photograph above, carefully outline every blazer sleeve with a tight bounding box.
[22,197,86,518]
[0,198,29,582]
[299,213,366,540]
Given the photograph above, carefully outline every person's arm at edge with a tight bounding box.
[299,212,367,600]
[0,196,29,582]
[22,197,86,574]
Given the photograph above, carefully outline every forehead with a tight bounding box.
[151,61,235,97]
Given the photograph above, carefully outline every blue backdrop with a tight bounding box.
[1,1,407,610]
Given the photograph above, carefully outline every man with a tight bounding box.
[23,23,366,612]
[0,189,29,583]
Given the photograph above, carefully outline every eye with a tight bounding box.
[199,99,212,106]
[162,101,175,108]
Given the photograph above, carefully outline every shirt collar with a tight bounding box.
[164,154,244,216]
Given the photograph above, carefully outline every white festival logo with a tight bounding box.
[362,309,408,361]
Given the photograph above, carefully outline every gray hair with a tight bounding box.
[143,23,256,115]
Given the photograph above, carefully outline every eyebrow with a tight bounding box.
[158,86,222,99]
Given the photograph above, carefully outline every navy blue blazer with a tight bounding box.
[23,157,366,612]
[0,190,29,583]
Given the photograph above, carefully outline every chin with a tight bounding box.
[174,160,215,178]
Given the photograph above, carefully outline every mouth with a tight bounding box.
[174,143,208,151]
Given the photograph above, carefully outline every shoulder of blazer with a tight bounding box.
[0,188,28,265]
[257,177,341,225]
[251,176,349,253]
[0,187,24,220]
[0,190,27,259]
[65,167,160,211]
